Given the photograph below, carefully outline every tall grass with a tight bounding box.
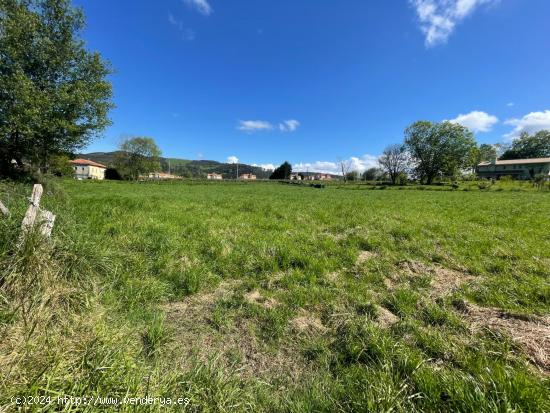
[0,179,548,411]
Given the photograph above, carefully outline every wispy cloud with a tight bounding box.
[226,155,239,164]
[252,163,275,171]
[168,13,196,40]
[504,110,550,140]
[448,110,498,133]
[410,0,498,47]
[183,0,213,16]
[279,120,300,132]
[293,155,378,175]
[507,102,515,107]
[237,120,274,132]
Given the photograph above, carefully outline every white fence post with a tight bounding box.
[0,200,9,217]
[21,184,43,234]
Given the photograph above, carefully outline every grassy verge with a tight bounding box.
[1,179,548,411]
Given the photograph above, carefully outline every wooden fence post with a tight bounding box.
[38,210,56,238]
[21,184,43,234]
[0,200,9,217]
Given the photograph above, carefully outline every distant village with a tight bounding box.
[69,157,550,182]
[69,158,336,181]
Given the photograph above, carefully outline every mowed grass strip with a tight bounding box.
[1,179,549,411]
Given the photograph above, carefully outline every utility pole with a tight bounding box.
[236,162,239,180]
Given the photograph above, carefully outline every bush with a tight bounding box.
[105,168,122,180]
[477,181,492,190]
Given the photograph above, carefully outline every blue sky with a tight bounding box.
[77,0,550,173]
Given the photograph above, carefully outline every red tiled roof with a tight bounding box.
[70,158,107,168]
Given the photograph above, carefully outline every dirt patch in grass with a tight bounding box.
[326,271,340,282]
[462,303,550,374]
[163,281,305,380]
[399,260,474,297]
[376,305,399,328]
[245,290,278,309]
[356,250,376,264]
[290,310,327,334]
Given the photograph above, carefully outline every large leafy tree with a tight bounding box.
[115,137,162,180]
[0,0,113,175]
[500,130,550,160]
[269,161,292,180]
[470,143,497,169]
[404,121,477,184]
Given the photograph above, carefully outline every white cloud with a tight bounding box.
[279,120,300,132]
[226,156,239,164]
[448,110,498,133]
[252,163,275,171]
[507,102,515,107]
[183,0,213,16]
[168,14,196,40]
[293,155,378,175]
[410,0,497,47]
[504,110,550,140]
[237,120,273,132]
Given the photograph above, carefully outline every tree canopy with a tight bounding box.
[378,144,408,184]
[115,137,162,180]
[269,161,292,179]
[404,121,476,184]
[0,0,113,175]
[362,167,383,181]
[500,131,550,160]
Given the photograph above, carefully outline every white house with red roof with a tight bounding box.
[70,159,107,180]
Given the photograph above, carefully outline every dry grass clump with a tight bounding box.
[398,260,475,297]
[460,302,550,375]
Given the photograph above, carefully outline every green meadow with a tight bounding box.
[1,179,549,412]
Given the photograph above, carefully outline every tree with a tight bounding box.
[470,143,497,171]
[362,167,382,181]
[378,144,408,185]
[345,170,360,181]
[104,167,122,180]
[404,121,476,184]
[49,154,73,176]
[477,144,497,163]
[500,130,550,160]
[339,159,352,182]
[0,0,113,176]
[269,161,292,179]
[115,137,161,180]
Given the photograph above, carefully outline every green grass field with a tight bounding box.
[1,179,549,412]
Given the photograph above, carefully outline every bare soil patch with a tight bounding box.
[290,310,327,334]
[244,290,278,309]
[462,303,550,374]
[163,281,305,379]
[399,260,474,297]
[376,305,399,328]
[356,250,376,264]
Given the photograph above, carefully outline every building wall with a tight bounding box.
[477,163,550,179]
[73,165,106,180]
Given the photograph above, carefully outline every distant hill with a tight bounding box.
[78,152,273,179]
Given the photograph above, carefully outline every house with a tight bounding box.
[476,157,550,180]
[290,173,302,180]
[240,173,257,180]
[207,173,223,180]
[314,173,332,181]
[148,172,179,180]
[70,159,107,180]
